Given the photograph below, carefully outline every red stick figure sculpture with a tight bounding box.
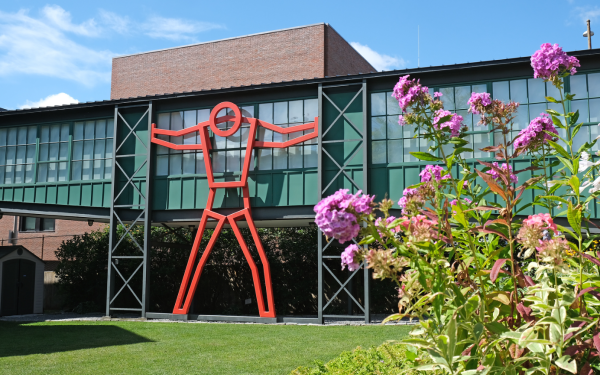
[151,102,318,317]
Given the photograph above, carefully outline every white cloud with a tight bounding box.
[350,42,406,71]
[20,93,79,109]
[42,5,101,37]
[572,6,600,24]
[0,8,114,86]
[99,10,130,34]
[143,16,224,41]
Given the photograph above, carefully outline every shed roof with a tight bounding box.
[0,246,44,262]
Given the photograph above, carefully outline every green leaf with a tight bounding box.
[547,140,571,159]
[552,115,565,129]
[555,355,577,374]
[485,322,508,334]
[547,109,563,117]
[409,151,442,161]
[568,175,580,197]
[567,202,582,235]
[570,109,580,126]
[449,137,469,146]
[556,156,574,174]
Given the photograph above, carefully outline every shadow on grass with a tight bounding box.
[0,322,153,357]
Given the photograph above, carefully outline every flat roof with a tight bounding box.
[3,47,600,116]
[114,23,328,59]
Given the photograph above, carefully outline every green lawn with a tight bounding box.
[0,321,410,375]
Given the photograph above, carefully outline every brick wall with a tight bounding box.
[111,24,375,99]
[0,216,106,270]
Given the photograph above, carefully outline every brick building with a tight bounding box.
[111,23,375,99]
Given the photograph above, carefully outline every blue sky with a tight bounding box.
[0,0,599,110]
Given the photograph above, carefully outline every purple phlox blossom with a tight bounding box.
[513,114,558,151]
[434,92,443,98]
[450,197,472,214]
[341,244,361,271]
[398,115,406,126]
[433,109,463,137]
[487,162,518,184]
[398,188,417,210]
[392,75,429,112]
[419,165,450,183]
[314,189,374,243]
[467,92,492,116]
[375,215,398,237]
[531,43,580,81]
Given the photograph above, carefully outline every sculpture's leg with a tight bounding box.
[173,210,227,315]
[229,208,276,318]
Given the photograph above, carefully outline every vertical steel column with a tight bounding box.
[106,105,119,317]
[317,83,324,324]
[362,79,370,324]
[142,101,153,316]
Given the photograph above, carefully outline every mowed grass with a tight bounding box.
[0,320,410,375]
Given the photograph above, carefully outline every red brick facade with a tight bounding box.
[110,24,375,99]
[0,216,106,270]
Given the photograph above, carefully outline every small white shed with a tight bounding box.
[0,246,45,316]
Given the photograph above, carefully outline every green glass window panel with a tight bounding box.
[226,150,241,172]
[473,133,490,159]
[16,146,25,164]
[529,103,547,121]
[304,145,317,168]
[457,110,472,131]
[403,123,416,138]
[570,75,588,99]
[403,138,418,162]
[590,98,600,122]
[546,82,563,102]
[589,73,600,98]
[548,102,562,115]
[273,148,287,169]
[49,143,59,161]
[182,152,195,174]
[82,160,92,180]
[227,129,241,149]
[41,218,55,231]
[241,106,254,118]
[59,143,68,160]
[371,117,386,140]
[14,164,23,183]
[371,141,386,164]
[528,78,546,103]
[171,112,183,131]
[571,100,589,123]
[25,164,34,183]
[387,139,403,163]
[104,162,112,180]
[23,217,36,231]
[40,126,49,143]
[259,103,273,122]
[74,122,84,140]
[6,147,15,164]
[289,100,303,123]
[83,141,93,160]
[258,127,273,142]
[0,129,6,146]
[84,121,95,140]
[183,110,196,129]
[196,152,206,174]
[440,87,455,110]
[7,129,17,146]
[72,141,83,160]
[170,154,183,175]
[4,165,13,184]
[572,126,588,152]
[371,93,386,116]
[93,121,104,139]
[198,109,210,123]
[0,167,4,183]
[37,163,47,182]
[387,116,402,139]
[258,149,272,170]
[493,81,509,102]
[94,159,105,180]
[455,86,471,109]
[39,144,48,161]
[274,102,288,124]
[94,140,105,159]
[156,156,168,176]
[241,127,250,145]
[157,113,170,129]
[71,161,82,180]
[214,134,226,149]
[472,84,487,93]
[289,146,303,168]
[386,92,401,115]
[26,145,35,164]
[513,105,529,130]
[107,119,115,138]
[0,148,4,164]
[304,99,318,122]
[27,126,36,144]
[273,125,288,143]
[17,128,27,144]
[510,80,527,104]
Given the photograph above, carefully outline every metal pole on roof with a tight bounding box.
[418,25,420,68]
[584,20,594,49]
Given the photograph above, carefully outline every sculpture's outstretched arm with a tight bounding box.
[151,122,205,150]
[254,118,318,148]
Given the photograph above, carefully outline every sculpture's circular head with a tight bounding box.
[209,102,242,137]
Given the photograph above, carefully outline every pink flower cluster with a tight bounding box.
[433,109,464,137]
[419,165,450,183]
[467,92,492,116]
[487,162,518,184]
[341,244,361,271]
[513,114,558,151]
[523,213,558,232]
[392,75,429,112]
[531,43,580,81]
[398,188,417,210]
[314,189,375,243]
[450,198,472,207]
[517,213,558,251]
[398,215,437,243]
